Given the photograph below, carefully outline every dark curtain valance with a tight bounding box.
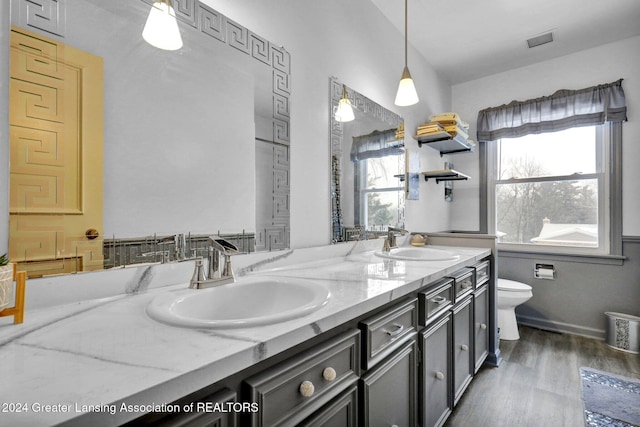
[350,129,403,162]
[476,79,627,142]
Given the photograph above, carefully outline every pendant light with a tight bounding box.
[394,0,419,106]
[335,84,355,122]
[142,0,183,51]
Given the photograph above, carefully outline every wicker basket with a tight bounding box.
[0,264,13,310]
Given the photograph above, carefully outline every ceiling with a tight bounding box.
[371,0,640,84]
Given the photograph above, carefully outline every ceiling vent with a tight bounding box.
[527,32,554,48]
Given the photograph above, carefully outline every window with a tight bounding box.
[488,125,609,254]
[477,80,626,257]
[355,154,405,232]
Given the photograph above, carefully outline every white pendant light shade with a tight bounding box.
[395,66,419,106]
[395,0,419,107]
[335,85,355,122]
[142,0,183,51]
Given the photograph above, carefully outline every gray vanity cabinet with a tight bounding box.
[472,259,490,373]
[420,312,452,427]
[244,329,360,427]
[451,295,474,406]
[360,338,418,427]
[473,284,489,373]
[298,384,358,427]
[359,298,418,427]
[141,388,237,427]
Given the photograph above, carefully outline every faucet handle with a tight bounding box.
[189,258,207,288]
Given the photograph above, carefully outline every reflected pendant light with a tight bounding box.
[394,0,419,106]
[142,0,183,51]
[335,84,355,122]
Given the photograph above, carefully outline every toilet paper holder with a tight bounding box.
[534,263,555,280]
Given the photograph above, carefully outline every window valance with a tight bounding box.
[350,129,403,162]
[476,79,627,142]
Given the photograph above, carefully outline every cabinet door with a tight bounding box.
[361,337,417,427]
[421,312,452,427]
[452,296,473,406]
[473,284,489,373]
[299,384,358,427]
[144,389,237,427]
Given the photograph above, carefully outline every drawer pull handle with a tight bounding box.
[435,371,445,380]
[299,380,315,397]
[430,296,447,304]
[322,367,337,382]
[461,344,469,352]
[480,323,487,330]
[385,324,405,337]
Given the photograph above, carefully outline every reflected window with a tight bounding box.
[356,154,405,232]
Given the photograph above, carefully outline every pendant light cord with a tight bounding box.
[404,0,408,68]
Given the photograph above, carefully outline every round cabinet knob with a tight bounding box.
[480,323,487,330]
[323,367,337,382]
[461,344,469,352]
[435,371,445,380]
[85,228,100,240]
[299,380,315,397]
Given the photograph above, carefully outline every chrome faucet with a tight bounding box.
[189,237,239,289]
[153,233,188,262]
[383,226,409,252]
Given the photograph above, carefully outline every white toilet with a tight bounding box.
[497,279,533,340]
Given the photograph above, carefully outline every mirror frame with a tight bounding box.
[329,77,403,243]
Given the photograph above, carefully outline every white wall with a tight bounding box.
[450,35,640,235]
[201,0,454,248]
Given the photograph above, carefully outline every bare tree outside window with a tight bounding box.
[495,127,600,248]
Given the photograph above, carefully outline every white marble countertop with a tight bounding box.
[0,240,490,426]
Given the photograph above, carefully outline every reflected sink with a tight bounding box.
[374,247,460,261]
[146,276,331,329]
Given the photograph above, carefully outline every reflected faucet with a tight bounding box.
[189,237,239,289]
[383,227,409,252]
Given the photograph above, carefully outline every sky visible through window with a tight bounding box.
[496,126,599,247]
[499,127,596,179]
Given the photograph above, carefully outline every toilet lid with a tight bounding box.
[498,278,532,292]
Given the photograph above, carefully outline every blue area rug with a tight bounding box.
[580,367,640,427]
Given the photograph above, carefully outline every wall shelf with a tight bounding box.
[414,133,475,156]
[422,169,470,183]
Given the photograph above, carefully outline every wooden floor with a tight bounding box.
[445,326,640,427]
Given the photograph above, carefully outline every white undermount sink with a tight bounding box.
[374,246,460,261]
[146,276,331,329]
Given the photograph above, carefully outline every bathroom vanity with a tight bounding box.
[0,234,497,426]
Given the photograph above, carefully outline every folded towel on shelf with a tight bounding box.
[443,124,469,139]
[416,122,444,135]
[429,112,469,130]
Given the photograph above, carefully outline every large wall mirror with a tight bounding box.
[7,0,290,277]
[329,77,405,243]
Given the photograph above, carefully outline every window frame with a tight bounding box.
[483,122,622,259]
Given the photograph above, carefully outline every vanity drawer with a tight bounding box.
[449,268,475,303]
[473,260,490,287]
[419,278,454,326]
[359,298,418,370]
[244,329,360,427]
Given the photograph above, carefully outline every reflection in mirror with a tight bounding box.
[329,78,405,243]
[8,0,290,277]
